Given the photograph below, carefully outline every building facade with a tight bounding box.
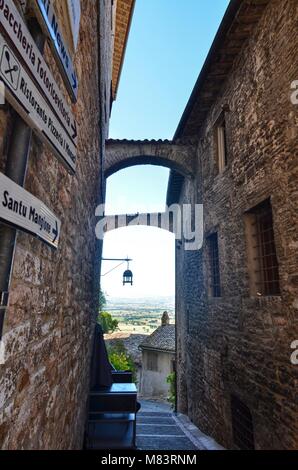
[168,0,298,450]
[0,0,134,449]
[139,312,175,400]
[102,0,297,450]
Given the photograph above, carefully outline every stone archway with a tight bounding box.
[100,212,175,235]
[105,139,195,178]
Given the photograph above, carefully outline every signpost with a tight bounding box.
[0,173,61,249]
[0,0,77,147]
[0,1,71,337]
[67,0,81,50]
[31,0,79,103]
[0,32,76,173]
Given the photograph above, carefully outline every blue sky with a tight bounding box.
[102,0,229,299]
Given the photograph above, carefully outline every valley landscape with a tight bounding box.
[106,296,175,334]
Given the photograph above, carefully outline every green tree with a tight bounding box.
[107,340,137,382]
[99,289,107,312]
[166,372,176,409]
[98,311,118,334]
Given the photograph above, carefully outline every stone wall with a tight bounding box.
[176,0,298,450]
[0,0,113,449]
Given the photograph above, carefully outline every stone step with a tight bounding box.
[138,411,172,417]
[137,416,175,425]
[137,424,184,436]
[137,436,198,451]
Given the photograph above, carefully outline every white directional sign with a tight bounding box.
[0,0,77,147]
[0,32,76,173]
[32,0,79,103]
[67,0,81,50]
[0,173,61,249]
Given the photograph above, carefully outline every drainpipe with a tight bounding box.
[0,19,45,339]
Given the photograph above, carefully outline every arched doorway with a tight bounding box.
[100,165,176,405]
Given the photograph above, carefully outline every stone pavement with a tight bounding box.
[136,400,224,451]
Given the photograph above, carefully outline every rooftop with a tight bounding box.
[112,0,136,100]
[139,324,175,354]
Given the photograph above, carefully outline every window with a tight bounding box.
[245,199,280,296]
[147,351,158,371]
[214,112,228,172]
[231,395,255,450]
[207,233,221,297]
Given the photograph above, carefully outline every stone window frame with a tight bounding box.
[213,108,229,174]
[244,198,281,297]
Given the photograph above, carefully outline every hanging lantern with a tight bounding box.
[123,269,133,286]
[123,259,133,286]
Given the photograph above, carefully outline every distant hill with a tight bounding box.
[105,296,175,335]
[106,296,175,307]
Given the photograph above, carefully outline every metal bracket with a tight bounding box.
[0,291,9,308]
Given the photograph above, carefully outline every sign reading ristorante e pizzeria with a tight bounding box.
[0,32,76,173]
[0,0,77,147]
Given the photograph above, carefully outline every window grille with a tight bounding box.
[246,199,280,296]
[231,395,255,450]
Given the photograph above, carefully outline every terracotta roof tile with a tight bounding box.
[139,325,175,353]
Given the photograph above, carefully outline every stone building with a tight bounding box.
[105,0,298,451]
[0,0,297,452]
[168,0,298,450]
[139,312,175,400]
[0,0,134,450]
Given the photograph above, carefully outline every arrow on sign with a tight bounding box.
[72,72,78,90]
[71,121,77,141]
[52,220,59,244]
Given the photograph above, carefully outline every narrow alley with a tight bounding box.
[0,0,297,459]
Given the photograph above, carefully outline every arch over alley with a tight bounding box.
[105,139,195,178]
[100,212,175,235]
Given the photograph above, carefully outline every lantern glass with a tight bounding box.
[123,269,133,286]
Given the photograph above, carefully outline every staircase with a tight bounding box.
[136,400,224,451]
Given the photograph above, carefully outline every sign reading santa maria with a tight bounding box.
[0,32,76,173]
[31,0,79,102]
[0,173,61,249]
